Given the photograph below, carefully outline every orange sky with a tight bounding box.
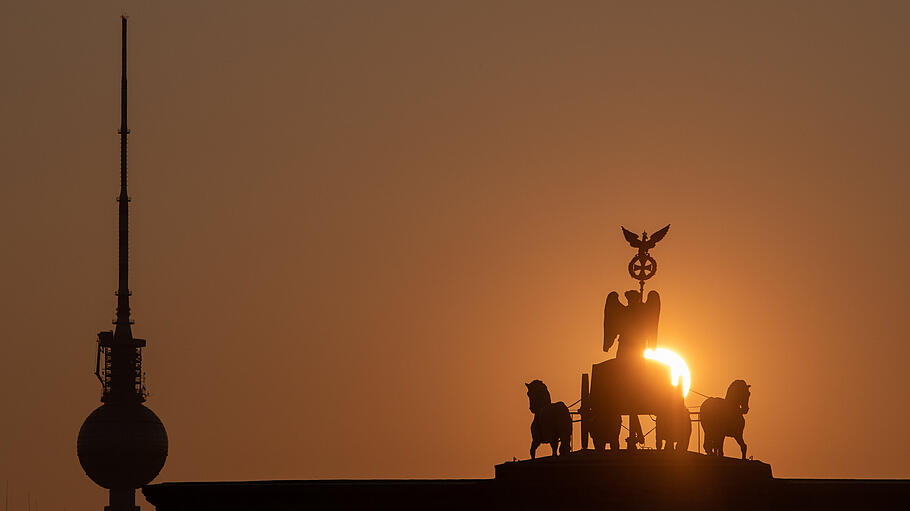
[2,2,910,509]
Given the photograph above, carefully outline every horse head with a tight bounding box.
[525,380,551,414]
[725,379,751,415]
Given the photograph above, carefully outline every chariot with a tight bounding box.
[578,357,683,450]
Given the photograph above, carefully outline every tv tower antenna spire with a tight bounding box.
[78,17,168,511]
[116,13,132,341]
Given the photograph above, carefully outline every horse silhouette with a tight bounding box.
[656,397,691,453]
[699,380,751,459]
[525,380,572,459]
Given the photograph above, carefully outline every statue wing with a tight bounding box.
[603,291,624,352]
[621,226,641,248]
[643,290,661,347]
[646,224,670,248]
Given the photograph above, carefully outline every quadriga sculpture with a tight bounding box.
[699,380,751,459]
[525,380,572,459]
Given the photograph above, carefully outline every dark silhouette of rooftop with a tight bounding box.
[143,451,910,510]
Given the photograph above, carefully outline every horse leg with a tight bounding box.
[678,433,690,453]
[559,408,572,456]
[628,415,644,449]
[530,440,540,460]
[718,437,725,457]
[655,420,664,450]
[549,441,558,456]
[625,418,635,450]
[705,433,719,456]
[734,432,747,460]
[604,413,620,450]
[680,416,692,453]
[591,429,605,452]
[559,437,570,456]
[558,430,571,456]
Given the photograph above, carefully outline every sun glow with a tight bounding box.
[643,347,691,398]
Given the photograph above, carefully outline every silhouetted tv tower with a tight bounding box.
[77,17,168,511]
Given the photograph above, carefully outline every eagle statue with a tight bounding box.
[621,224,670,256]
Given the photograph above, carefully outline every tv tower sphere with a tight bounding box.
[78,17,167,510]
[77,403,168,489]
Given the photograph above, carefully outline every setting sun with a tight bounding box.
[643,347,691,398]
